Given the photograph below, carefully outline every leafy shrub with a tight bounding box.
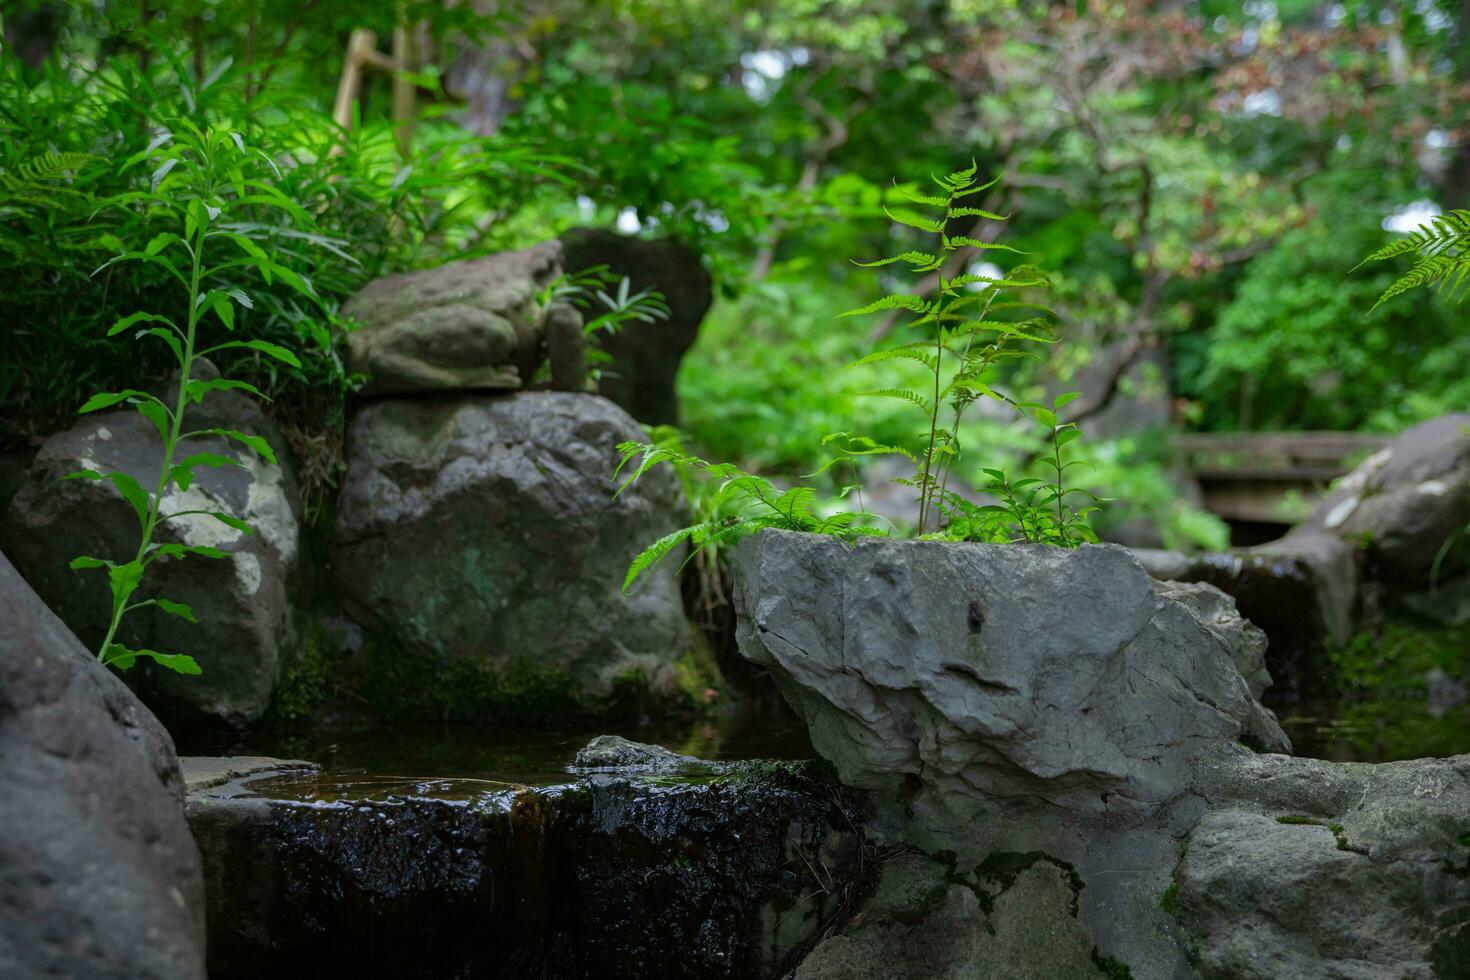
[67,123,312,675]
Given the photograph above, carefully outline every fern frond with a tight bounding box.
[883,207,944,233]
[838,294,930,318]
[850,346,938,369]
[852,251,942,271]
[859,388,932,412]
[622,524,703,591]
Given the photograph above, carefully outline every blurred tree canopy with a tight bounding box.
[0,0,1465,504]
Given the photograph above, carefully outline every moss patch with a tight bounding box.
[264,624,330,724]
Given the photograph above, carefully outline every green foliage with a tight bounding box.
[66,123,319,675]
[1186,207,1470,432]
[615,432,879,591]
[1356,210,1470,311]
[834,167,1099,540]
[0,36,573,484]
[538,264,671,380]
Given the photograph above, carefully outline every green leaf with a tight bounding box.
[859,388,932,412]
[623,524,702,592]
[108,560,144,609]
[204,339,302,368]
[135,400,172,442]
[154,598,199,623]
[107,311,177,337]
[69,556,110,570]
[883,206,944,234]
[142,327,184,365]
[66,470,151,529]
[852,251,942,271]
[77,389,154,414]
[185,378,268,404]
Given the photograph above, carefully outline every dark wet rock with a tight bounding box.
[343,240,587,396]
[1178,752,1470,979]
[330,391,690,712]
[1300,413,1470,590]
[559,229,713,425]
[572,734,706,772]
[3,386,303,726]
[186,755,869,979]
[0,550,205,978]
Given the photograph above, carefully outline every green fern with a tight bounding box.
[1356,209,1470,310]
[835,169,1055,534]
[614,437,880,591]
[0,151,92,212]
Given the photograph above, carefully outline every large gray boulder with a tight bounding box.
[736,530,1470,978]
[734,532,1288,848]
[0,550,205,978]
[343,241,587,396]
[559,229,712,425]
[330,391,690,709]
[1301,413,1470,590]
[1178,752,1470,979]
[3,387,303,726]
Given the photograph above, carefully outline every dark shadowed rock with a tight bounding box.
[185,753,869,979]
[560,229,712,425]
[3,388,303,726]
[343,241,587,396]
[0,550,205,978]
[330,391,689,709]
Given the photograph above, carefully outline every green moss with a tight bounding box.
[1330,619,1469,695]
[671,645,725,709]
[265,624,330,724]
[1276,815,1323,826]
[1091,949,1135,979]
[345,637,581,725]
[1159,881,1180,917]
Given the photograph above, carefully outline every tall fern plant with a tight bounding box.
[836,165,1052,534]
[68,123,314,675]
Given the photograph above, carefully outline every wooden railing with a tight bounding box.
[1174,431,1391,524]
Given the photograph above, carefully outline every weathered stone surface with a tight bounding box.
[186,752,869,979]
[560,228,712,425]
[0,550,205,978]
[330,391,689,708]
[794,851,1106,980]
[572,734,705,772]
[736,529,1470,979]
[733,531,1287,847]
[1152,578,1272,699]
[1132,533,1358,698]
[343,241,587,396]
[3,387,303,726]
[1302,413,1470,590]
[1178,752,1470,980]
